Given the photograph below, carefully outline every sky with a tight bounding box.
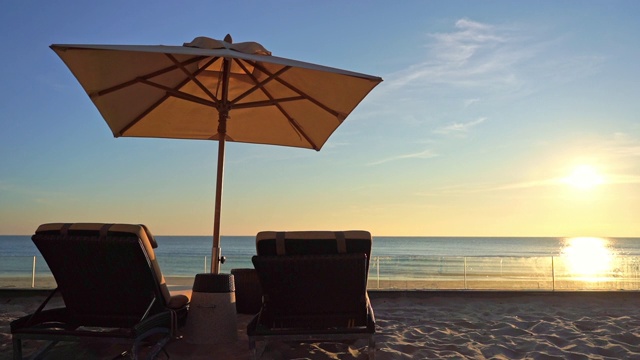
[1,1,639,237]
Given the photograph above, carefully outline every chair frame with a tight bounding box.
[10,223,188,360]
[248,231,376,359]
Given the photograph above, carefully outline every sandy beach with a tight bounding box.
[2,290,640,359]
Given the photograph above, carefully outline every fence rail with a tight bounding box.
[2,254,639,291]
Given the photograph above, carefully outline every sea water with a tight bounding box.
[2,235,640,282]
[0,236,640,290]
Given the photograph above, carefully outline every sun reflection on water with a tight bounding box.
[561,237,614,281]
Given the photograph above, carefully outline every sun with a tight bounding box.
[563,165,604,190]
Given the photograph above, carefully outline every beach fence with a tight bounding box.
[367,255,640,291]
[2,255,640,291]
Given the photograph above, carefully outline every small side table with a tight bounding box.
[184,273,237,344]
[231,268,262,314]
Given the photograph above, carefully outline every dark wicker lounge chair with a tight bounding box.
[247,231,375,359]
[10,223,190,360]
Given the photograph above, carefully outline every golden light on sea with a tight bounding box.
[561,237,613,281]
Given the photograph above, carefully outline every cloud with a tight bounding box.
[419,172,640,197]
[434,117,486,136]
[464,98,480,108]
[368,149,438,166]
[485,178,564,191]
[381,18,603,98]
[429,19,506,63]
[383,18,525,92]
[607,174,640,184]
[417,178,561,196]
[604,133,640,158]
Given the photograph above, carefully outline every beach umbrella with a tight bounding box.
[50,35,382,273]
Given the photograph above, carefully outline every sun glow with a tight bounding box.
[561,237,613,281]
[563,165,604,190]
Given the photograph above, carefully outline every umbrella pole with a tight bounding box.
[211,55,232,274]
[211,134,225,274]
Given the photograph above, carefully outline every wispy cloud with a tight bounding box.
[417,178,562,196]
[429,19,507,64]
[607,174,640,184]
[418,172,640,197]
[368,149,438,166]
[434,117,486,136]
[383,18,526,92]
[381,18,603,97]
[364,17,609,169]
[603,132,640,158]
[484,178,564,191]
[464,98,480,108]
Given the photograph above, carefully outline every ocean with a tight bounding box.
[2,236,640,290]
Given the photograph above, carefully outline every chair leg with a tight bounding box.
[248,338,258,360]
[13,338,58,360]
[12,337,22,360]
[368,336,376,360]
[147,335,171,360]
[133,328,171,360]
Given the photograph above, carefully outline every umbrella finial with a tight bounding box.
[224,34,232,44]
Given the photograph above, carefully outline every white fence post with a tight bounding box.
[464,257,468,289]
[552,256,555,291]
[31,256,36,288]
[376,257,380,289]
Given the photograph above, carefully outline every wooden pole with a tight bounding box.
[211,54,231,274]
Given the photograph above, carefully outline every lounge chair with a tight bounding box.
[10,223,190,360]
[247,231,376,359]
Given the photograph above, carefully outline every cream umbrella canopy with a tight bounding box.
[50,35,382,273]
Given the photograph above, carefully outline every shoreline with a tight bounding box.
[2,275,638,292]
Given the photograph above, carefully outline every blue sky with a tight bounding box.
[1,1,639,236]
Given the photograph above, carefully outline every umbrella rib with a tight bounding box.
[165,54,222,105]
[118,74,212,136]
[230,95,317,146]
[89,56,205,98]
[276,77,343,120]
[273,101,319,150]
[232,96,305,109]
[249,61,343,119]
[118,93,170,136]
[228,61,291,105]
[137,78,217,108]
[233,60,320,150]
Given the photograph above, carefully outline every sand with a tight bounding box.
[2,290,640,359]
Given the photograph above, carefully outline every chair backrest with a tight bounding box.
[252,253,369,328]
[256,231,372,256]
[256,230,372,274]
[32,223,171,327]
